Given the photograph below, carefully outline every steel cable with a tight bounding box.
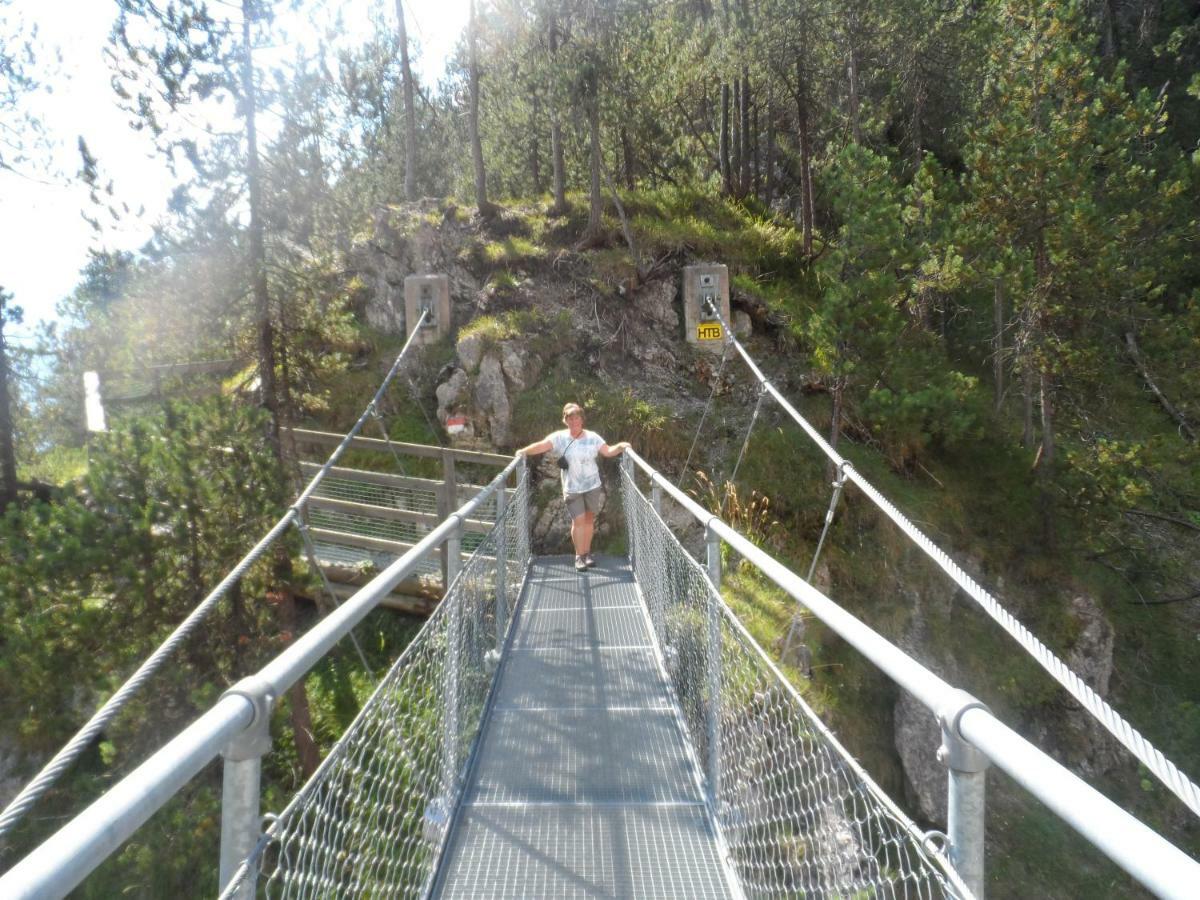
[679,339,731,489]
[709,315,1200,819]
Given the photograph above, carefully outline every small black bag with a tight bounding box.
[557,437,577,470]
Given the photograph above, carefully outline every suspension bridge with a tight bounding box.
[1,308,1198,899]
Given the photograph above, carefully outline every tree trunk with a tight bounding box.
[549,19,567,213]
[751,93,760,197]
[740,68,751,195]
[763,85,775,206]
[828,378,845,481]
[993,280,1004,413]
[585,83,603,238]
[1038,365,1056,546]
[720,81,731,193]
[468,0,491,215]
[1021,359,1035,450]
[796,59,814,256]
[1039,367,1055,467]
[241,3,281,464]
[620,123,635,190]
[530,91,543,194]
[1100,0,1119,59]
[732,76,742,196]
[847,44,862,143]
[395,0,418,201]
[279,589,321,778]
[830,379,844,452]
[1124,330,1197,441]
[910,66,924,170]
[0,297,17,514]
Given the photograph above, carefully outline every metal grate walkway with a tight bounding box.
[432,556,739,899]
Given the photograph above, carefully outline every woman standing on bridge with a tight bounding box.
[517,402,630,572]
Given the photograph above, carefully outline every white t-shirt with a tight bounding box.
[549,428,606,496]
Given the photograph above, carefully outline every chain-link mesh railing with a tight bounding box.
[219,472,530,899]
[621,466,968,899]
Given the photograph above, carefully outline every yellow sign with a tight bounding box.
[697,322,723,341]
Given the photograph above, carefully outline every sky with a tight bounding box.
[1,0,467,338]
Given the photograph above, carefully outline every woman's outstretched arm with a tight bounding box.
[517,437,554,456]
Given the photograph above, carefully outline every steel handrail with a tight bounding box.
[623,448,1199,899]
[0,454,522,900]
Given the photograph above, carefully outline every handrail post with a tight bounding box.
[218,677,276,900]
[495,486,509,641]
[939,691,990,899]
[442,515,464,800]
[516,458,529,562]
[704,521,722,810]
[446,513,463,589]
[625,456,636,570]
[440,450,458,587]
[706,520,721,590]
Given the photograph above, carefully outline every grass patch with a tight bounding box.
[20,445,88,486]
[458,308,572,361]
[482,236,546,266]
[625,185,808,278]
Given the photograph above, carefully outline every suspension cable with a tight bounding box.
[727,382,765,489]
[295,511,376,680]
[0,312,431,842]
[808,461,850,583]
[782,462,850,665]
[708,313,1200,819]
[678,340,731,489]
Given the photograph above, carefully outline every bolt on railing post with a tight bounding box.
[495,486,509,642]
[704,522,723,809]
[939,693,990,899]
[218,678,275,900]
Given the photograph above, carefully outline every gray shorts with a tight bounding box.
[565,487,604,519]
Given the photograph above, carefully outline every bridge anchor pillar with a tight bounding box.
[938,689,990,899]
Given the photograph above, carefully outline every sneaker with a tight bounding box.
[575,555,587,572]
[584,554,596,568]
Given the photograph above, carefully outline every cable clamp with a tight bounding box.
[936,689,991,774]
[704,514,722,542]
[220,675,277,761]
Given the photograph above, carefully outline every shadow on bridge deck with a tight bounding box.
[431,555,739,899]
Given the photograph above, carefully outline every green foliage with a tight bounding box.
[691,472,782,572]
[0,400,284,747]
[861,369,982,467]
[1061,438,1155,517]
[482,235,546,265]
[627,186,806,275]
[458,307,572,363]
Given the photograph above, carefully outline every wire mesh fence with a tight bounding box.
[220,472,530,899]
[620,465,969,899]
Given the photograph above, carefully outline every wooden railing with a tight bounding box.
[286,429,514,614]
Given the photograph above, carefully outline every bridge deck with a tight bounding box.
[432,555,737,899]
